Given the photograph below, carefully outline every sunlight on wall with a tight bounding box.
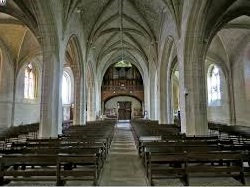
[62,71,71,104]
[244,46,250,100]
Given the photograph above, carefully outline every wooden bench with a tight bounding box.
[0,154,59,185]
[146,150,245,186]
[144,145,221,174]
[148,152,187,186]
[185,151,245,186]
[0,147,102,186]
[57,153,100,186]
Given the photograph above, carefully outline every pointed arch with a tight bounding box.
[64,34,84,125]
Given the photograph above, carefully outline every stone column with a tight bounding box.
[82,76,87,125]
[178,38,208,135]
[95,85,101,119]
[159,69,168,124]
[149,73,157,120]
[144,77,150,119]
[39,51,63,137]
[166,75,173,123]
[228,68,236,125]
[87,82,96,121]
[70,61,85,125]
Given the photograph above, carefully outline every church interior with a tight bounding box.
[0,0,250,186]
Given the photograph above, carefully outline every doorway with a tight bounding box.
[118,101,131,120]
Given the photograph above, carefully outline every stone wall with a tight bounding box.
[13,60,42,126]
[233,46,250,126]
[0,50,14,128]
[206,62,230,124]
[105,96,142,118]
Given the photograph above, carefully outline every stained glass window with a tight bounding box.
[24,63,35,99]
[207,65,221,105]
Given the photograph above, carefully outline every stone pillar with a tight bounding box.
[166,75,173,123]
[159,71,168,124]
[101,101,104,118]
[228,69,236,125]
[144,77,150,119]
[96,86,101,118]
[87,82,96,121]
[178,38,208,135]
[73,71,85,125]
[155,75,161,121]
[39,51,63,137]
[149,73,157,120]
[82,76,87,125]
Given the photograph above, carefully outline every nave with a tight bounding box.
[99,121,148,186]
[4,122,250,186]
[4,121,250,186]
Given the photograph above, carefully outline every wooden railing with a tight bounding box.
[102,85,143,91]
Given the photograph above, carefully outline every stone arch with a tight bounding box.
[177,0,216,135]
[64,35,84,125]
[99,54,147,86]
[203,6,250,127]
[104,95,143,119]
[61,67,74,121]
[0,5,43,127]
[169,57,179,123]
[14,58,42,126]
[17,60,41,99]
[0,45,14,128]
[99,53,148,114]
[206,61,230,124]
[100,56,146,119]
[180,1,250,135]
[206,10,250,46]
[205,31,233,124]
[158,36,178,124]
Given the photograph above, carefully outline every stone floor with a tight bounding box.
[99,121,246,186]
[99,121,148,186]
[6,121,250,186]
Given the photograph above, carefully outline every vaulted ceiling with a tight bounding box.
[0,12,40,69]
[75,0,167,68]
[0,0,249,74]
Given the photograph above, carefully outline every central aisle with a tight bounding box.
[99,121,148,186]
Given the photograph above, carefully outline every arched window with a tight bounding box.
[207,64,221,105]
[62,71,71,104]
[24,63,35,99]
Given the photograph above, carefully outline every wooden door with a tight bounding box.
[118,102,131,120]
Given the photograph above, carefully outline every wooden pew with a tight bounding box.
[0,154,59,185]
[0,147,102,186]
[57,153,100,186]
[146,150,245,186]
[147,152,187,186]
[144,145,221,174]
[185,151,245,186]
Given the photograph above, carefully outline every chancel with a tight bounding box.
[0,0,250,186]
